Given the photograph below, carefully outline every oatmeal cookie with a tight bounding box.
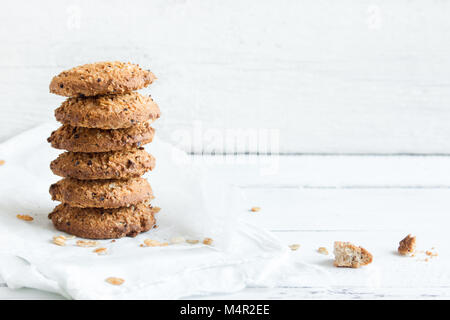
[49,61,156,97]
[47,121,155,152]
[49,202,158,239]
[49,177,154,208]
[55,92,160,129]
[50,148,155,180]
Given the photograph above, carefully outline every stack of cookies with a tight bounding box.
[47,61,160,239]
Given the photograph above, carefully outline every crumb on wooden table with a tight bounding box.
[398,234,416,256]
[333,241,373,268]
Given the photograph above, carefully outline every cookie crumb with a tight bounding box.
[53,235,66,246]
[16,214,33,221]
[53,234,74,241]
[106,277,125,286]
[152,206,161,213]
[251,207,261,212]
[0,160,5,166]
[333,241,373,268]
[186,239,199,245]
[143,239,168,247]
[318,247,329,255]
[203,237,214,245]
[398,234,416,256]
[76,240,99,247]
[170,236,185,244]
[93,247,107,255]
[111,240,116,243]
[144,239,160,247]
[289,244,300,251]
[426,250,438,258]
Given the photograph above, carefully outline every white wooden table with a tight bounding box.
[1,0,450,300]
[1,155,449,299]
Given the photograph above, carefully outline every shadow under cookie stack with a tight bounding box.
[47,61,160,239]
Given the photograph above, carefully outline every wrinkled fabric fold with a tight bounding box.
[0,123,290,299]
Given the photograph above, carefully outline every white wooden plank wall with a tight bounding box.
[1,0,450,154]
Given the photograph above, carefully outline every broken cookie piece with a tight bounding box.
[398,234,416,256]
[333,241,373,268]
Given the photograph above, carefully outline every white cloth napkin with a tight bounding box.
[0,122,290,299]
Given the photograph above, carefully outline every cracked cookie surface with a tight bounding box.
[55,92,160,129]
[49,202,158,239]
[49,61,156,97]
[49,177,154,208]
[47,121,155,152]
[50,148,155,180]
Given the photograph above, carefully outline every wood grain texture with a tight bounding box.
[1,0,450,153]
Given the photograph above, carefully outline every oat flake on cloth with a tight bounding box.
[0,122,296,299]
